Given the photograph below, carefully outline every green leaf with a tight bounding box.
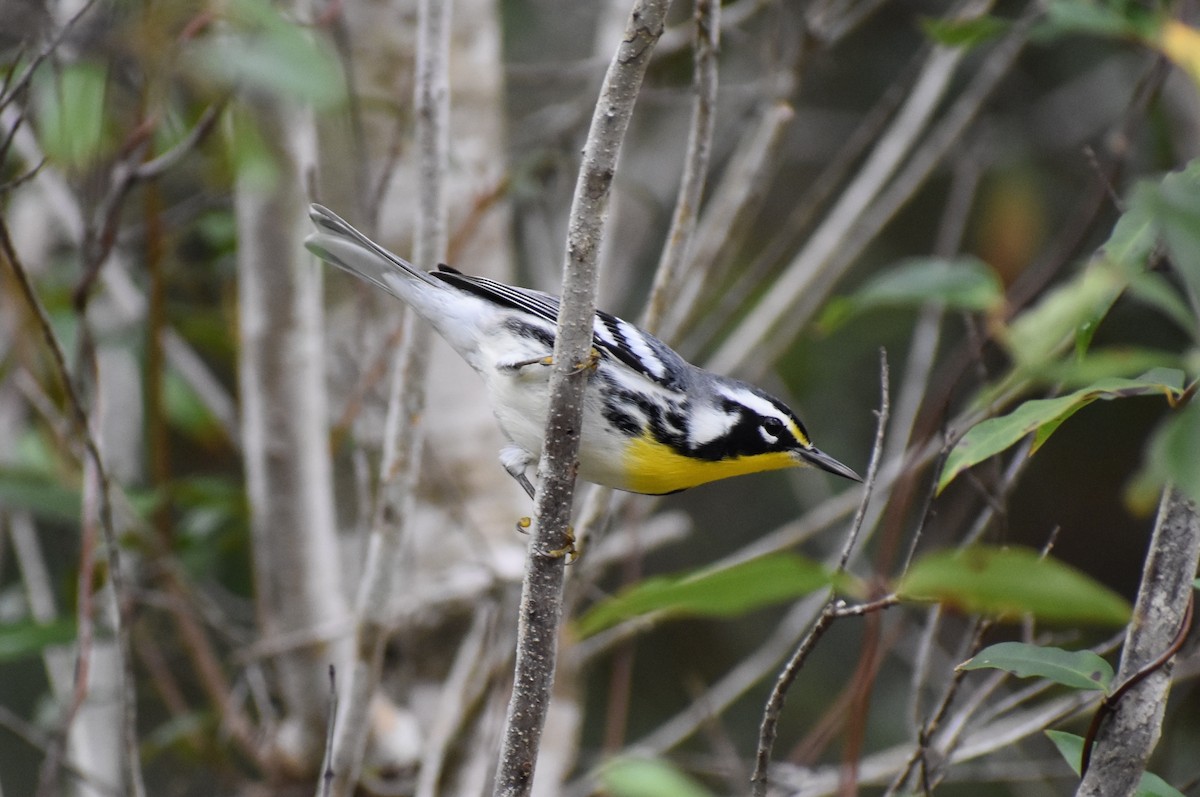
[184,0,344,108]
[1003,261,1129,371]
[1140,772,1190,797]
[0,469,81,523]
[1143,399,1200,505]
[33,61,112,169]
[1034,348,1183,388]
[1046,730,1085,776]
[1135,161,1200,317]
[920,15,1009,48]
[897,546,1132,625]
[959,641,1113,691]
[1127,271,1197,337]
[939,373,1185,491]
[820,256,1002,331]
[1003,191,1157,370]
[574,553,835,638]
[1046,732,1186,796]
[164,370,221,440]
[1037,0,1145,39]
[0,619,77,662]
[600,758,715,797]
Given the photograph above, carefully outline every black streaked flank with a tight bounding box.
[502,317,555,349]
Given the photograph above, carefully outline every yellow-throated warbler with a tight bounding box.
[306,204,860,498]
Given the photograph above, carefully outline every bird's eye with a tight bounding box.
[759,417,786,443]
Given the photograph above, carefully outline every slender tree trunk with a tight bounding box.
[235,96,352,773]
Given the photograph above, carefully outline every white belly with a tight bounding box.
[477,337,632,491]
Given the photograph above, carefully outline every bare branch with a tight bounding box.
[1076,487,1200,795]
[328,0,451,792]
[751,354,892,797]
[492,2,671,795]
[835,349,889,572]
[0,218,145,797]
[641,0,719,333]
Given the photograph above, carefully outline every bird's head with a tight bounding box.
[691,381,862,483]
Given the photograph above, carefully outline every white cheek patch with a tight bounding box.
[689,405,739,446]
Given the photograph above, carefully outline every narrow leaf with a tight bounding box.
[0,469,82,523]
[1136,161,1200,316]
[183,0,344,108]
[1046,730,1085,776]
[897,546,1132,625]
[601,758,715,797]
[34,62,111,169]
[574,553,834,638]
[1144,400,1200,505]
[1038,0,1143,39]
[920,16,1009,48]
[959,641,1113,691]
[820,256,1002,331]
[939,373,1185,491]
[0,619,77,662]
[1046,732,1186,796]
[1035,348,1182,388]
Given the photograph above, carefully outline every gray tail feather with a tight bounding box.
[304,204,440,297]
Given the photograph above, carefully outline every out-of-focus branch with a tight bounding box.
[642,0,719,333]
[327,0,450,792]
[709,0,1037,379]
[663,100,794,347]
[235,92,350,771]
[0,218,145,797]
[491,2,671,795]
[1076,487,1200,795]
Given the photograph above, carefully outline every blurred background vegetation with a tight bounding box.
[1,0,1198,795]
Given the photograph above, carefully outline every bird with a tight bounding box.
[305,203,861,499]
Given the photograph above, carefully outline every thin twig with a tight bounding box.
[749,352,893,797]
[664,100,795,347]
[327,0,451,792]
[835,348,889,572]
[492,3,671,795]
[319,665,338,797]
[0,218,145,797]
[641,0,719,333]
[750,596,899,797]
[74,100,226,306]
[0,0,102,112]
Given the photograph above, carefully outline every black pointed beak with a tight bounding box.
[796,446,862,482]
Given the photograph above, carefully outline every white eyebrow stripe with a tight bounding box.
[716,384,781,419]
[716,384,808,443]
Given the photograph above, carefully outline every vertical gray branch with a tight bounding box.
[491,2,671,796]
[326,0,451,793]
[642,0,719,334]
[1076,487,1200,797]
[236,95,350,769]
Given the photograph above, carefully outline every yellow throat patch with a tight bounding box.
[621,433,798,495]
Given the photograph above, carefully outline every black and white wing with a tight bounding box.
[432,267,688,391]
